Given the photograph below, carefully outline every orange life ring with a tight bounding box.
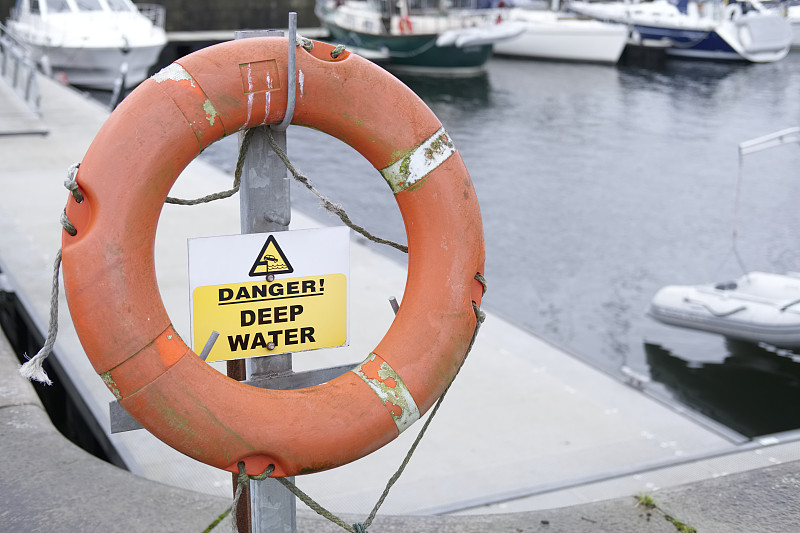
[61,38,485,477]
[398,15,413,34]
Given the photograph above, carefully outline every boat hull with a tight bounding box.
[493,9,628,63]
[25,43,164,89]
[632,13,791,62]
[325,23,494,75]
[649,273,800,349]
[568,0,791,63]
[630,24,740,60]
[5,5,167,90]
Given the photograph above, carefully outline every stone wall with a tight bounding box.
[145,0,321,31]
[1,0,321,32]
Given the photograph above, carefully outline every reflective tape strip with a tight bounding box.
[380,127,457,194]
[352,353,420,433]
[151,63,196,86]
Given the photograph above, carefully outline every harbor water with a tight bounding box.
[198,51,800,439]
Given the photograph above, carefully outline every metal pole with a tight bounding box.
[234,17,297,533]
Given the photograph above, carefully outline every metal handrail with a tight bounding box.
[0,21,42,116]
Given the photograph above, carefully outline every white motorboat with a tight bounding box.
[567,0,791,63]
[493,6,628,63]
[649,272,800,349]
[315,0,523,75]
[5,0,167,90]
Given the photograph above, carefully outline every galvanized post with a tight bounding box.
[233,17,298,533]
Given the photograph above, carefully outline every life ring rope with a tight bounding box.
[262,127,410,253]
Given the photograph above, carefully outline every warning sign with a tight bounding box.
[249,235,293,277]
[188,227,349,362]
[193,274,346,361]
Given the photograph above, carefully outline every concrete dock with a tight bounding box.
[2,71,800,531]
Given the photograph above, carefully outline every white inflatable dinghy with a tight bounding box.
[649,272,800,349]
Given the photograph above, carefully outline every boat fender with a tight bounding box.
[60,37,485,477]
[726,2,742,21]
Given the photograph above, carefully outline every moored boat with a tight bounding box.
[649,272,800,349]
[315,0,523,75]
[5,0,167,90]
[567,0,791,63]
[493,5,628,63]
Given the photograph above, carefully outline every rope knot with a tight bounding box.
[331,44,346,58]
[63,163,83,203]
[236,467,250,488]
[297,35,314,51]
[236,461,275,486]
[353,523,368,533]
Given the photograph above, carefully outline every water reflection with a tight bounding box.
[619,59,749,96]
[393,71,492,107]
[645,340,800,437]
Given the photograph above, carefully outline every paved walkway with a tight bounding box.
[2,68,800,530]
[0,76,48,136]
[3,329,800,532]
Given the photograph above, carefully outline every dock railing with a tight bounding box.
[0,22,42,116]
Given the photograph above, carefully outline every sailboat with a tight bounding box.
[567,0,791,63]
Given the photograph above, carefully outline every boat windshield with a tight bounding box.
[73,0,104,11]
[44,0,72,13]
[106,0,135,12]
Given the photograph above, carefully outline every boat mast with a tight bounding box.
[399,0,410,18]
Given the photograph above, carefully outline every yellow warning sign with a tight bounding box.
[192,274,347,362]
[249,235,293,277]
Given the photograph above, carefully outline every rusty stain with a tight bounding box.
[352,353,420,433]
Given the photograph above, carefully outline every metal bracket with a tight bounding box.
[273,12,297,131]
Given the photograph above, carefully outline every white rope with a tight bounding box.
[19,162,81,385]
[18,249,61,385]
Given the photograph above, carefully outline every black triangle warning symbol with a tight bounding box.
[249,235,294,277]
